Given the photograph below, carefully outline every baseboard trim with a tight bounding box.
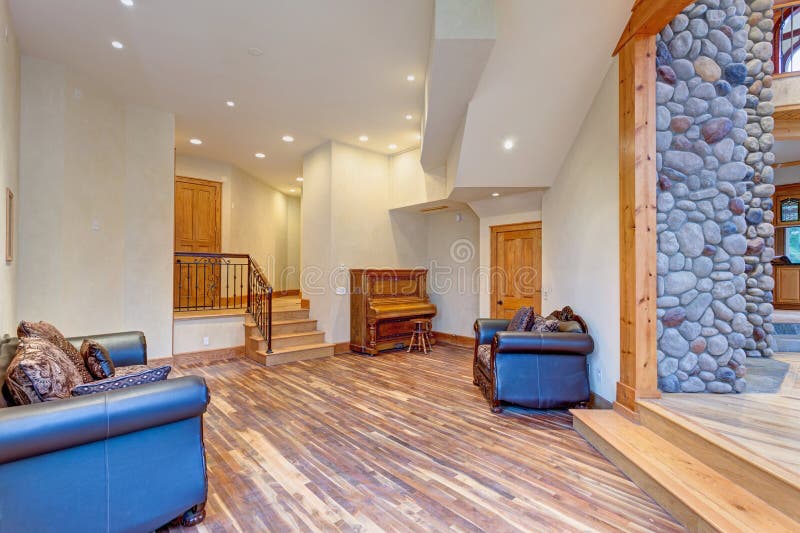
[334,342,350,354]
[173,345,245,365]
[432,331,473,349]
[275,289,300,297]
[589,392,613,409]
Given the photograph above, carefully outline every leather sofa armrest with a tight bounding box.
[0,376,209,464]
[474,319,511,345]
[494,331,595,356]
[67,331,147,366]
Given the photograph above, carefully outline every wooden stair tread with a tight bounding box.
[249,331,324,342]
[572,410,799,532]
[638,399,800,489]
[245,318,315,328]
[261,342,335,355]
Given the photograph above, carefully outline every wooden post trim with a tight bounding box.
[614,0,697,55]
[616,34,661,414]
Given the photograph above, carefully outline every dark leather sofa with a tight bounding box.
[0,331,210,532]
[473,307,594,412]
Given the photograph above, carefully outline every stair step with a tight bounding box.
[637,400,800,523]
[775,334,800,352]
[248,330,326,350]
[246,342,335,367]
[245,318,318,335]
[572,410,799,532]
[272,309,309,321]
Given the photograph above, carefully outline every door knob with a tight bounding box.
[497,300,503,305]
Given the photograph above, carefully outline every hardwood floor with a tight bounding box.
[168,345,682,532]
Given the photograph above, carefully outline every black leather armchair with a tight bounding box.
[0,331,210,532]
[473,307,594,412]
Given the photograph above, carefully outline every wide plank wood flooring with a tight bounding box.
[168,345,682,532]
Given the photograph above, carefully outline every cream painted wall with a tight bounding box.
[18,57,175,356]
[541,59,620,403]
[426,209,480,337]
[389,148,447,208]
[772,75,800,108]
[174,154,300,290]
[302,142,431,342]
[0,0,19,335]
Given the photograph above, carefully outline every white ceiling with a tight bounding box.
[9,0,434,195]
[452,0,632,188]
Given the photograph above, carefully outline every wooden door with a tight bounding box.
[174,176,222,308]
[491,222,542,319]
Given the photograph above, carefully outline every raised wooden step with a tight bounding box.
[572,409,799,532]
[638,399,800,523]
[246,342,335,367]
[245,318,318,335]
[248,330,325,351]
[272,308,309,321]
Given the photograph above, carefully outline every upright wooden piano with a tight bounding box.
[350,269,437,355]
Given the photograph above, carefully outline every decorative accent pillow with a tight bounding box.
[70,365,171,397]
[506,307,534,331]
[80,339,115,380]
[476,344,492,367]
[558,320,585,334]
[530,314,560,333]
[17,321,93,383]
[6,337,85,403]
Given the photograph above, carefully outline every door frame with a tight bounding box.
[174,175,222,253]
[489,221,542,319]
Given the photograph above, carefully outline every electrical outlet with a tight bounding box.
[335,287,347,295]
[203,336,210,346]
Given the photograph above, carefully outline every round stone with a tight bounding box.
[677,223,705,258]
[663,307,687,328]
[661,328,690,358]
[692,256,714,277]
[707,334,729,356]
[698,352,717,372]
[724,63,747,84]
[721,234,747,255]
[702,220,721,245]
[671,115,693,133]
[670,31,694,58]
[659,374,681,393]
[701,118,733,143]
[681,377,706,392]
[707,381,733,393]
[659,231,680,254]
[717,161,748,181]
[752,41,772,62]
[694,56,721,81]
[665,272,698,295]
[664,150,704,174]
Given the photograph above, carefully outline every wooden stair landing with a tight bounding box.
[573,394,800,532]
[244,297,333,366]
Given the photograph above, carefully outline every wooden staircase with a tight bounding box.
[244,296,335,366]
[572,400,800,532]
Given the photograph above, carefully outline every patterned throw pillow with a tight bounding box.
[70,365,171,397]
[17,321,93,383]
[80,339,115,380]
[5,337,85,403]
[476,344,492,367]
[506,307,534,331]
[530,314,560,333]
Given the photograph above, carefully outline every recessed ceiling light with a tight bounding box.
[255,152,266,158]
[491,192,500,197]
[296,177,304,182]
[282,135,294,143]
[406,75,415,82]
[226,100,235,107]
[289,188,296,193]
[359,135,369,142]
[503,138,515,151]
[388,144,398,150]
[189,138,202,145]
[248,47,263,56]
[405,114,413,120]
[416,133,422,141]
[120,0,134,6]
[111,40,124,49]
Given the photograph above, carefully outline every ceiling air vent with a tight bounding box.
[420,205,449,213]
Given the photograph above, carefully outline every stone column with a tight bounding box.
[654,0,776,394]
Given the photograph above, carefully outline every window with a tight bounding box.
[776,5,800,74]
[786,226,800,263]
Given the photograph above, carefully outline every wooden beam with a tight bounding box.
[617,34,661,416]
[774,119,800,140]
[775,160,800,169]
[614,1,695,56]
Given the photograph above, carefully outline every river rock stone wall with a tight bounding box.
[655,0,775,394]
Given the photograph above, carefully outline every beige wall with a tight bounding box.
[541,59,620,403]
[174,154,299,290]
[302,142,432,342]
[426,209,480,337]
[18,57,175,357]
[0,0,19,335]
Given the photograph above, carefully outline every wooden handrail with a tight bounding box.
[174,251,250,259]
